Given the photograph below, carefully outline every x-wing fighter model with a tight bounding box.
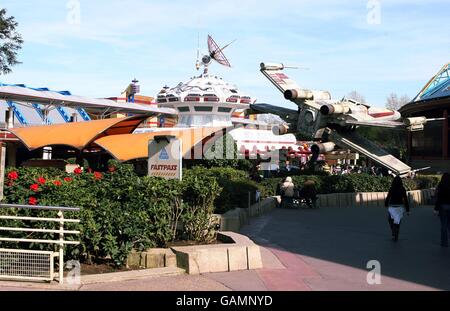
[251,63,437,176]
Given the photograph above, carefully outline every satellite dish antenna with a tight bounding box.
[196,35,235,75]
[207,35,234,68]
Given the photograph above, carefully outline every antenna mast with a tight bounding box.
[195,32,201,70]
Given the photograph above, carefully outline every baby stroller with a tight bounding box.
[294,182,318,209]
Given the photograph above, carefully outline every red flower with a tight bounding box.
[7,171,18,180]
[30,184,39,192]
[64,177,73,183]
[53,180,62,186]
[37,177,46,185]
[108,166,116,173]
[28,197,38,205]
[93,172,103,180]
[87,168,93,173]
[73,167,83,175]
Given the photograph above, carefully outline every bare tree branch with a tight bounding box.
[386,93,410,111]
[347,90,366,103]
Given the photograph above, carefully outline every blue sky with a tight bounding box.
[1,0,449,109]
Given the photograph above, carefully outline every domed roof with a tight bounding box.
[413,63,450,103]
[156,73,254,106]
[400,62,450,116]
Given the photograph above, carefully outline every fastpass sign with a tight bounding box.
[148,136,182,180]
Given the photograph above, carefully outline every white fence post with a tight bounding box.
[58,210,64,284]
[0,204,80,283]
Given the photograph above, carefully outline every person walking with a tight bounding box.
[385,176,410,241]
[280,176,295,208]
[434,173,450,247]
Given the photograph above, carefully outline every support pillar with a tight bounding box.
[443,109,448,159]
[6,143,17,167]
[407,131,412,164]
[0,143,6,201]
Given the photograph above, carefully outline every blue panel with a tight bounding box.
[416,63,450,102]
[56,106,71,122]
[76,107,91,121]
[7,101,28,125]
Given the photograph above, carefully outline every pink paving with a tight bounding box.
[255,246,322,291]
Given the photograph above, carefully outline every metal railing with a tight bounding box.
[0,203,80,283]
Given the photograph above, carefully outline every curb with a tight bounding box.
[0,267,186,290]
[214,196,278,232]
[171,231,263,275]
[81,267,185,285]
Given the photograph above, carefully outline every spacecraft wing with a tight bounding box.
[248,103,298,123]
[343,119,406,129]
[328,130,412,176]
[259,63,300,94]
[231,118,269,127]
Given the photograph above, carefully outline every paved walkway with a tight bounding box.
[1,206,449,291]
[238,206,450,290]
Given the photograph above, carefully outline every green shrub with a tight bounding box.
[181,172,221,242]
[259,178,280,197]
[320,174,393,193]
[258,174,439,196]
[1,162,221,266]
[185,166,261,213]
[414,175,440,189]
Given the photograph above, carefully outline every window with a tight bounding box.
[177,114,231,127]
[178,106,190,112]
[226,95,240,103]
[218,107,232,113]
[194,106,213,112]
[184,94,201,102]
[203,94,219,102]
[240,96,252,104]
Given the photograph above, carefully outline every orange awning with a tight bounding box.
[9,115,149,150]
[94,127,226,161]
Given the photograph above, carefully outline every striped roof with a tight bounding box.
[413,63,450,102]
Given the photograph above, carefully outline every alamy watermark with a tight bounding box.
[66,0,81,26]
[367,0,381,25]
[65,260,81,285]
[159,125,282,165]
[366,260,382,285]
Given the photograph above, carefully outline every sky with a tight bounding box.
[0,0,449,110]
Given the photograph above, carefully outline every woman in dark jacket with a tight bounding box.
[385,176,410,241]
[434,173,450,247]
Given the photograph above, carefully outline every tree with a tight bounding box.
[385,93,410,111]
[347,90,366,103]
[0,9,23,75]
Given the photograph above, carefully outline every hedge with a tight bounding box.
[185,166,262,214]
[1,161,221,266]
[259,174,440,196]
